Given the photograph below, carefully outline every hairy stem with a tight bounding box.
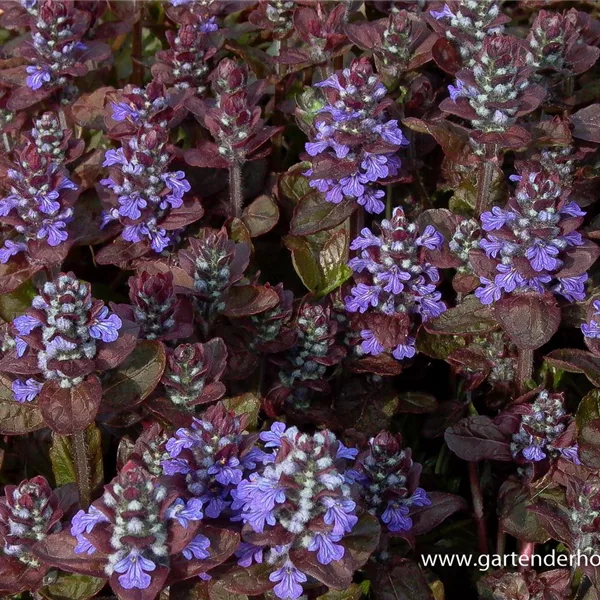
[517,348,534,396]
[229,162,244,218]
[72,430,91,510]
[469,462,487,555]
[518,541,534,572]
[475,158,494,214]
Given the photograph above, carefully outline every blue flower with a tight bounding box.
[269,561,307,600]
[308,532,345,565]
[12,378,43,403]
[259,421,287,448]
[89,306,122,343]
[26,65,51,90]
[113,550,156,590]
[182,534,211,560]
[13,314,42,336]
[111,102,141,122]
[167,498,204,527]
[322,496,357,536]
[235,542,263,568]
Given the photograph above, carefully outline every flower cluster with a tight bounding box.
[100,82,197,256]
[114,271,193,342]
[160,339,228,411]
[162,402,259,519]
[510,390,579,464]
[0,113,78,266]
[442,34,546,136]
[275,302,345,394]
[178,227,250,310]
[473,163,593,305]
[153,22,218,95]
[194,58,278,167]
[345,207,445,361]
[582,298,600,339]
[233,424,359,600]
[526,9,600,75]
[6,272,122,395]
[0,477,63,593]
[249,1,295,38]
[428,0,507,67]
[22,0,109,100]
[347,10,432,78]
[303,58,407,214]
[70,461,213,593]
[352,431,430,533]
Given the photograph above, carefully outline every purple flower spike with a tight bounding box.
[304,59,407,215]
[269,561,307,600]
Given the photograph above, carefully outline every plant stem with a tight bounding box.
[517,348,534,395]
[132,1,144,86]
[468,462,487,555]
[518,541,534,572]
[475,158,494,215]
[496,526,505,556]
[386,184,393,220]
[272,39,287,173]
[72,430,91,510]
[229,162,243,218]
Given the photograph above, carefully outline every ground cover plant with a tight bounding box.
[0,1,600,599]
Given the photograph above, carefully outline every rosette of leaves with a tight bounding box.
[173,227,280,334]
[184,58,282,172]
[147,339,228,426]
[34,460,239,600]
[0,272,137,435]
[346,10,435,83]
[265,300,346,412]
[223,424,380,600]
[0,476,77,594]
[278,2,350,67]
[477,568,571,600]
[526,9,600,78]
[112,270,194,342]
[445,389,579,470]
[352,431,467,539]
